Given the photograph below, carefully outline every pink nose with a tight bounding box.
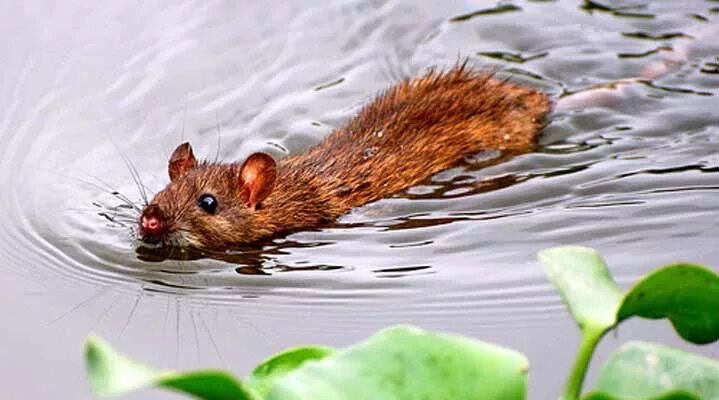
[139,205,166,244]
[142,215,161,233]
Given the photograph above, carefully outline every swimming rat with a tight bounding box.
[136,23,715,253]
[138,66,550,251]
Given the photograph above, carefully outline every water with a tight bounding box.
[1,1,717,398]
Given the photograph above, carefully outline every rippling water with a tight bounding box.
[1,1,717,398]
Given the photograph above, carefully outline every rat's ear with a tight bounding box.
[238,153,277,210]
[168,142,198,181]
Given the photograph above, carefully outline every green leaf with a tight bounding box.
[539,246,625,400]
[583,390,700,400]
[87,327,528,400]
[540,246,719,345]
[538,246,719,400]
[159,372,258,400]
[85,335,161,396]
[585,341,719,400]
[618,264,719,344]
[539,246,623,331]
[248,346,335,396]
[264,325,528,400]
[85,335,257,400]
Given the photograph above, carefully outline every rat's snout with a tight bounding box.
[139,204,167,245]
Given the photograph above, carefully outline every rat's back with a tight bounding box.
[282,65,551,211]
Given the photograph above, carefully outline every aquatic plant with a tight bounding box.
[539,246,718,400]
[85,246,719,399]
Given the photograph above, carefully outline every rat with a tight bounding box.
[135,23,715,253]
[138,65,550,251]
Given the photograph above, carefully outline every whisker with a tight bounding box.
[117,287,143,340]
[48,287,110,325]
[228,308,275,347]
[109,216,137,224]
[190,310,201,363]
[90,297,117,330]
[180,104,187,143]
[200,313,225,367]
[109,138,150,206]
[214,112,222,163]
[175,296,181,367]
[126,158,150,206]
[162,295,171,337]
[65,172,142,212]
[107,190,144,213]
[82,170,130,196]
[67,207,114,214]
[76,173,118,192]
[123,157,149,205]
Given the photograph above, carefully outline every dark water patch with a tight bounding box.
[622,31,693,41]
[477,51,549,64]
[618,45,673,59]
[581,0,655,19]
[449,4,522,22]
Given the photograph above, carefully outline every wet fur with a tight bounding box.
[146,66,550,250]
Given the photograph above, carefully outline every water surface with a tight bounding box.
[0,1,717,398]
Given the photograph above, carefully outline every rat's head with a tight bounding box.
[138,142,277,250]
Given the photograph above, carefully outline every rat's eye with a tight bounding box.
[197,194,218,214]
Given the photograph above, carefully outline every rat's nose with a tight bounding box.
[139,205,166,244]
[142,215,161,232]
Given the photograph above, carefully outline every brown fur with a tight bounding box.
[140,66,550,251]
